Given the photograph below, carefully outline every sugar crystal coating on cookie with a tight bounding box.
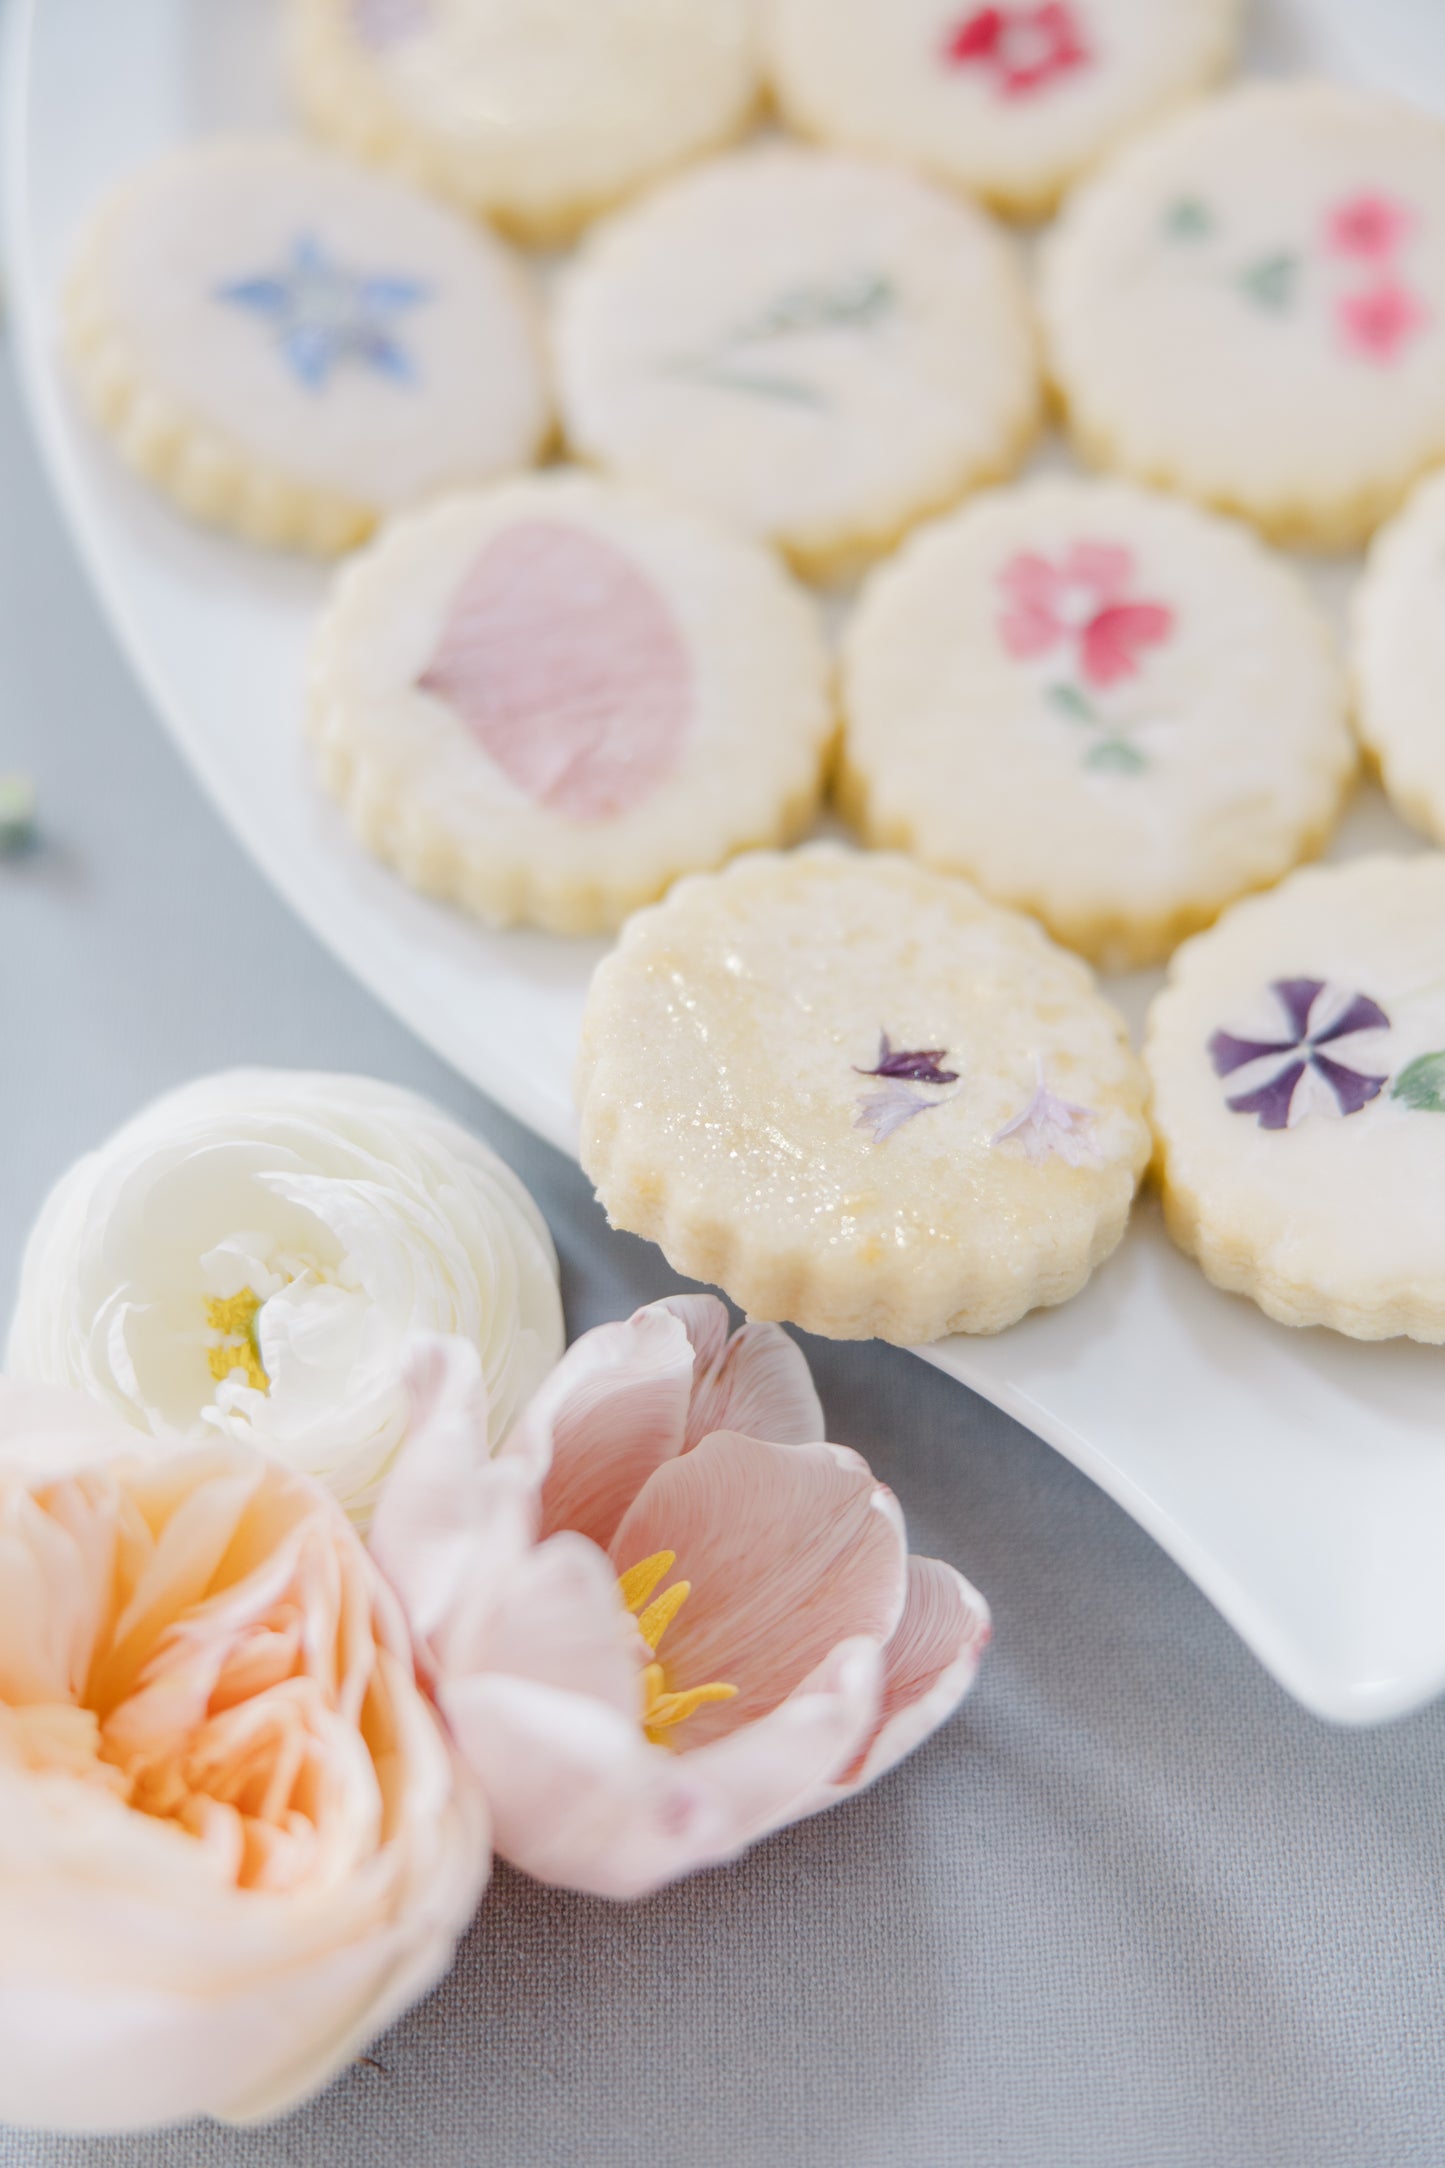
[62,139,549,553]
[1041,84,1445,546]
[555,146,1039,576]
[308,473,834,933]
[765,0,1239,219]
[288,0,759,244]
[576,846,1149,1344]
[1146,856,1445,1341]
[841,478,1354,968]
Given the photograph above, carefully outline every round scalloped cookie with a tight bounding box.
[1040,83,1445,548]
[1146,856,1445,1342]
[62,138,549,554]
[763,0,1240,222]
[287,0,759,247]
[575,845,1150,1344]
[840,477,1355,970]
[1353,466,1445,843]
[308,473,834,934]
[555,146,1039,580]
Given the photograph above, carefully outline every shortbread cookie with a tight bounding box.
[765,0,1240,222]
[1041,84,1445,547]
[556,147,1039,578]
[1353,467,1445,845]
[309,474,833,933]
[840,478,1354,970]
[576,846,1150,1343]
[1147,856,1445,1341]
[63,140,549,553]
[288,0,759,246]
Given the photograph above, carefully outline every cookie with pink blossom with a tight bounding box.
[555,146,1039,578]
[308,472,833,933]
[840,478,1354,969]
[576,845,1150,1345]
[1352,467,1445,847]
[1146,856,1445,1341]
[764,0,1240,221]
[287,0,759,245]
[1041,84,1445,546]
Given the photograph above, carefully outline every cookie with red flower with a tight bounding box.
[1042,83,1445,547]
[763,0,1239,220]
[839,478,1354,970]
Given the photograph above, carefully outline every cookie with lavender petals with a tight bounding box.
[576,845,1149,1344]
[1040,84,1445,546]
[840,477,1354,969]
[764,0,1240,221]
[1145,856,1445,1341]
[287,0,759,245]
[555,146,1039,578]
[308,472,833,933]
[62,139,549,554]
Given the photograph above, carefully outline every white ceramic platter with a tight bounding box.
[9,0,1445,1724]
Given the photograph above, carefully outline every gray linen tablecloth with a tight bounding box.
[2,310,1444,2168]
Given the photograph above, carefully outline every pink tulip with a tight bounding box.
[373,1300,990,1899]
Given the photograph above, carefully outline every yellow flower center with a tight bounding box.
[617,1548,738,1747]
[205,1288,269,1394]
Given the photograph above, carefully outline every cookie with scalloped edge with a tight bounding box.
[308,473,834,934]
[62,138,549,554]
[1146,855,1445,1341]
[1353,466,1445,845]
[764,0,1240,222]
[555,146,1039,580]
[576,845,1149,1344]
[840,477,1355,970]
[1040,83,1445,547]
[287,0,759,246]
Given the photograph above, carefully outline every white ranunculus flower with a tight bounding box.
[7,1070,563,1524]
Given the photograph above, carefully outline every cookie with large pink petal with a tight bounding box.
[576,844,1150,1343]
[840,477,1354,969]
[308,473,833,933]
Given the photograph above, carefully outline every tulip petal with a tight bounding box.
[476,1532,641,1718]
[658,1297,825,1451]
[830,1556,992,1795]
[513,1307,697,1550]
[608,1432,908,1744]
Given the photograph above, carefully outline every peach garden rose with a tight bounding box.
[0,1379,489,2133]
[373,1298,992,1899]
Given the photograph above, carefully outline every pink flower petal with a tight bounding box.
[1079,601,1174,688]
[509,1307,698,1552]
[1062,538,1133,604]
[998,601,1063,660]
[656,1295,825,1450]
[608,1431,908,1745]
[997,550,1064,612]
[1336,279,1429,364]
[473,1531,641,1718]
[418,521,693,823]
[369,1335,536,1666]
[1323,191,1413,262]
[830,1555,991,1794]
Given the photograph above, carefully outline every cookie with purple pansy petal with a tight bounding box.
[576,845,1149,1344]
[1145,855,1445,1341]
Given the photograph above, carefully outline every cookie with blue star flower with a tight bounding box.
[1145,855,1445,1341]
[62,139,550,553]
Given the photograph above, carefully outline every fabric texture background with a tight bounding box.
[1,296,1443,2168]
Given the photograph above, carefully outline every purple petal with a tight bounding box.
[1311,993,1390,1046]
[1311,1054,1388,1117]
[1226,1060,1305,1129]
[855,1033,959,1084]
[1271,978,1326,1039]
[1208,1030,1299,1078]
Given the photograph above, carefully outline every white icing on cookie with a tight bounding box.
[1353,467,1445,847]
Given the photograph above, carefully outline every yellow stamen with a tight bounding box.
[617,1553,738,1747]
[616,1549,675,1613]
[205,1288,269,1394]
